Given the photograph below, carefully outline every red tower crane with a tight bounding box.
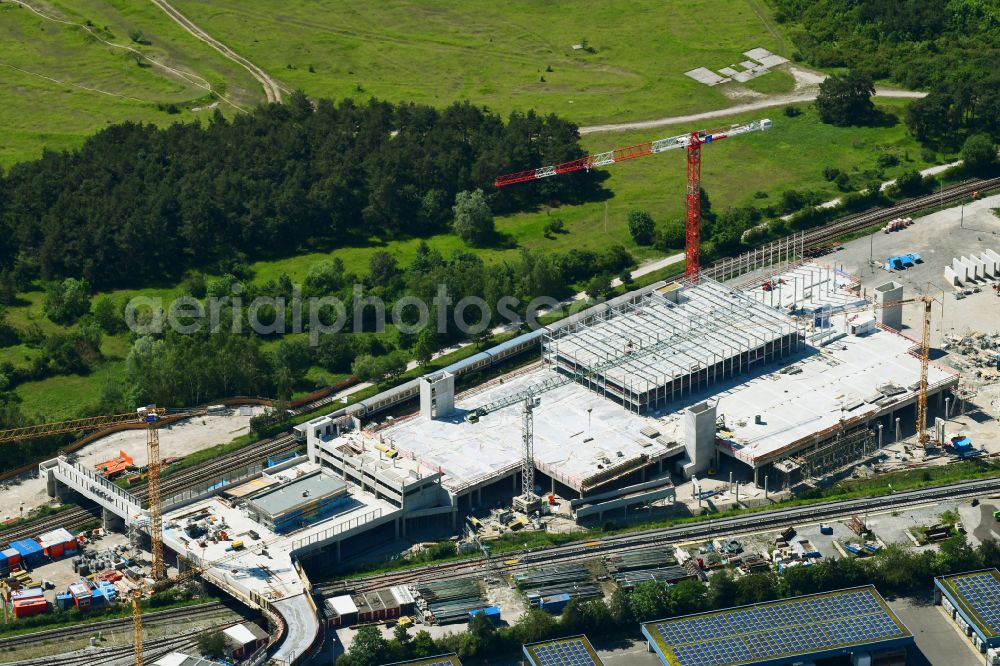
[494,118,772,284]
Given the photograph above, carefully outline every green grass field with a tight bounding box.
[0,97,947,421]
[0,0,262,166]
[167,0,786,127]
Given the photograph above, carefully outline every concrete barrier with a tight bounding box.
[952,258,969,284]
[944,265,962,286]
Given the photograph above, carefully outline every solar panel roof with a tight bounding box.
[938,569,1000,639]
[642,586,910,666]
[524,635,604,666]
[385,655,461,666]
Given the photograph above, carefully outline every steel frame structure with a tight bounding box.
[542,279,803,413]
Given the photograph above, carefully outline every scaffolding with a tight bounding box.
[774,426,877,483]
[543,278,804,413]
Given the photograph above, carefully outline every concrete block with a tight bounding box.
[959,256,978,281]
[952,257,969,283]
[420,371,455,420]
[874,281,903,330]
[982,249,1000,277]
[966,255,985,281]
[684,401,716,478]
[944,265,962,287]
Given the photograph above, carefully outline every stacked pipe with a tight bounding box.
[413,578,487,625]
[603,548,677,574]
[512,564,591,589]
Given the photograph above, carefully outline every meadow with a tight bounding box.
[169,0,786,127]
[0,0,260,166]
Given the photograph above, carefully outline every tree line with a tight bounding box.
[338,534,1000,664]
[0,92,600,292]
[773,0,1000,149]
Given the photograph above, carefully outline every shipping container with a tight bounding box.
[539,593,571,614]
[2,548,20,568]
[13,598,47,618]
[10,538,43,566]
[55,592,73,610]
[69,582,92,609]
[469,606,501,626]
[11,587,44,601]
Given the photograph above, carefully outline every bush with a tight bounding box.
[43,278,91,325]
[961,133,997,174]
[894,170,929,197]
[543,218,565,237]
[779,190,807,214]
[834,171,852,192]
[626,209,655,245]
[783,105,802,117]
[822,166,841,181]
[876,153,900,168]
[453,189,495,246]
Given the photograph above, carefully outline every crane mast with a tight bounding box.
[142,407,165,581]
[494,118,771,283]
[512,397,541,514]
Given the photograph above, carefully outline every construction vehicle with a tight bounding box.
[494,119,771,285]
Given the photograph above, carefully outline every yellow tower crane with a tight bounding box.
[833,294,937,447]
[0,407,169,576]
[131,538,277,666]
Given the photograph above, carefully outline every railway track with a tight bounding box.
[321,475,1000,595]
[0,433,300,546]
[699,176,1000,281]
[9,614,235,666]
[0,601,228,652]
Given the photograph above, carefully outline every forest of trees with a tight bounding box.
[338,534,1000,664]
[772,0,1000,149]
[0,92,600,292]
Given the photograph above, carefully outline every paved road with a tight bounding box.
[580,64,926,135]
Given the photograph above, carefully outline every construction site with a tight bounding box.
[0,114,995,666]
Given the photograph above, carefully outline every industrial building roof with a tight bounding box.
[376,366,676,492]
[326,595,359,616]
[246,472,347,518]
[222,475,279,499]
[37,527,75,548]
[386,655,462,666]
[523,635,604,666]
[653,263,958,465]
[935,569,1000,643]
[223,622,268,645]
[641,586,911,666]
[151,654,223,666]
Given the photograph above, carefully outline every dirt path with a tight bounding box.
[580,65,927,135]
[148,0,286,103]
[10,0,246,112]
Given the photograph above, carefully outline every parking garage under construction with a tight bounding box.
[306,261,959,514]
[36,259,963,664]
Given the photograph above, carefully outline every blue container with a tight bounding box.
[819,525,833,535]
[539,593,571,614]
[469,606,501,626]
[10,539,44,566]
[55,592,73,610]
